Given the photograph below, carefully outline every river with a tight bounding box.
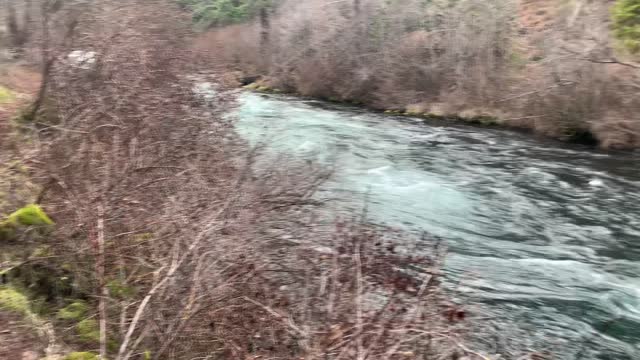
[234,91,640,359]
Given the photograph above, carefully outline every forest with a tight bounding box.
[194,0,640,148]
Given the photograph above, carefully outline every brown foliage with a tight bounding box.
[203,0,514,107]
[507,0,640,147]
[3,0,481,359]
[203,0,640,148]
[156,222,463,360]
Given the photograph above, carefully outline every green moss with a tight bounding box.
[6,204,54,226]
[63,352,99,360]
[76,319,100,343]
[0,86,16,104]
[74,319,117,350]
[0,204,54,242]
[58,301,88,321]
[107,279,136,299]
[0,286,30,314]
[144,350,152,360]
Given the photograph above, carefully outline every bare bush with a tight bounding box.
[1,1,482,359]
[201,0,640,148]
[203,0,515,109]
[498,0,640,146]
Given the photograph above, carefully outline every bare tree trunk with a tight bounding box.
[259,6,270,71]
[25,58,53,122]
[96,202,108,359]
[22,0,32,44]
[25,0,67,122]
[23,1,51,122]
[6,0,21,47]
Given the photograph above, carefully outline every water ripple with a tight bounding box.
[235,92,640,359]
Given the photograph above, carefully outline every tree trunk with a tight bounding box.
[22,0,32,44]
[259,6,271,71]
[24,1,53,122]
[96,203,107,359]
[7,0,22,47]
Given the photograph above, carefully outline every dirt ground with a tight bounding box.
[0,311,44,360]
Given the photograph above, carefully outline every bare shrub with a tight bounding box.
[1,1,483,359]
[504,0,640,146]
[22,0,280,358]
[205,0,515,109]
[192,22,261,76]
[203,0,640,148]
[509,62,610,142]
[152,219,470,360]
[591,68,640,148]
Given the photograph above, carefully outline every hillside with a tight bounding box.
[196,0,640,149]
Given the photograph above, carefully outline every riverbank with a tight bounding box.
[241,78,603,147]
[196,0,640,150]
[0,66,492,360]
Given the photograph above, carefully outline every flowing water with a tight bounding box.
[234,92,640,359]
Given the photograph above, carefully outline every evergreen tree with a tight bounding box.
[178,0,274,28]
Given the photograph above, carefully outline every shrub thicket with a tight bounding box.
[200,0,640,148]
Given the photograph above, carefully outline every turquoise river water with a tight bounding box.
[234,92,640,359]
